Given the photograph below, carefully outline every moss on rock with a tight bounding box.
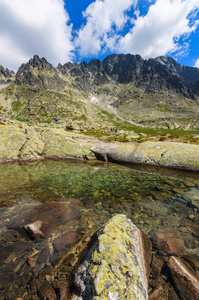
[91,141,199,171]
[1,123,199,171]
[0,124,44,161]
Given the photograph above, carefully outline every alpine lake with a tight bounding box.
[0,159,199,299]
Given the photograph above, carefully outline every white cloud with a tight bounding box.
[119,0,199,58]
[195,58,199,68]
[0,0,73,71]
[75,0,137,57]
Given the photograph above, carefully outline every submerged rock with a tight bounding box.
[23,220,47,239]
[22,200,82,238]
[150,227,184,256]
[168,256,199,300]
[72,214,151,300]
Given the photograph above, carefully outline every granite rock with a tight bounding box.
[72,214,151,300]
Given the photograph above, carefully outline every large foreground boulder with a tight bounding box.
[72,214,152,300]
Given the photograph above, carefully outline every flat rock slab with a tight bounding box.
[42,128,95,159]
[92,141,199,171]
[72,214,151,300]
[91,144,137,163]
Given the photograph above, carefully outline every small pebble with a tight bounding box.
[188,214,195,219]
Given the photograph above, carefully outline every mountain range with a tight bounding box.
[0,54,199,138]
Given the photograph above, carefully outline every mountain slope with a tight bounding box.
[0,54,199,135]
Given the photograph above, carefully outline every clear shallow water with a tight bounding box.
[1,159,199,231]
[0,160,199,298]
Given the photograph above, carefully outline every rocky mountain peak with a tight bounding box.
[15,55,65,89]
[102,54,144,82]
[16,55,55,75]
[156,56,199,83]
[0,65,15,82]
[28,55,54,71]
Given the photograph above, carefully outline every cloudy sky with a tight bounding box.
[0,0,199,71]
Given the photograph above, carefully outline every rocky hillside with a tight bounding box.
[0,54,199,135]
[0,65,15,83]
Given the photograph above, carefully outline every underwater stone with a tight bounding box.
[23,220,46,239]
[168,256,199,300]
[150,227,184,256]
[22,201,82,238]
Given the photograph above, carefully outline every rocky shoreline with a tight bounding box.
[1,122,199,171]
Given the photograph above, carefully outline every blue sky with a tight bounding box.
[0,0,199,71]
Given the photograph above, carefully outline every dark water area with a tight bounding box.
[0,160,199,298]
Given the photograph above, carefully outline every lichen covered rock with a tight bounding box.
[91,143,137,162]
[0,125,27,160]
[0,124,44,161]
[92,141,199,171]
[135,141,199,170]
[20,126,44,158]
[73,214,151,299]
[42,128,95,159]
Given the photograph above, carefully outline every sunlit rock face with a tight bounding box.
[92,141,199,171]
[72,214,152,300]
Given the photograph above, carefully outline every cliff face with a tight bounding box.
[1,54,199,131]
[156,56,199,83]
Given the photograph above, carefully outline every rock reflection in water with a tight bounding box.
[0,160,199,299]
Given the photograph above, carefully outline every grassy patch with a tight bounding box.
[114,120,199,137]
[12,100,22,112]
[16,117,29,122]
